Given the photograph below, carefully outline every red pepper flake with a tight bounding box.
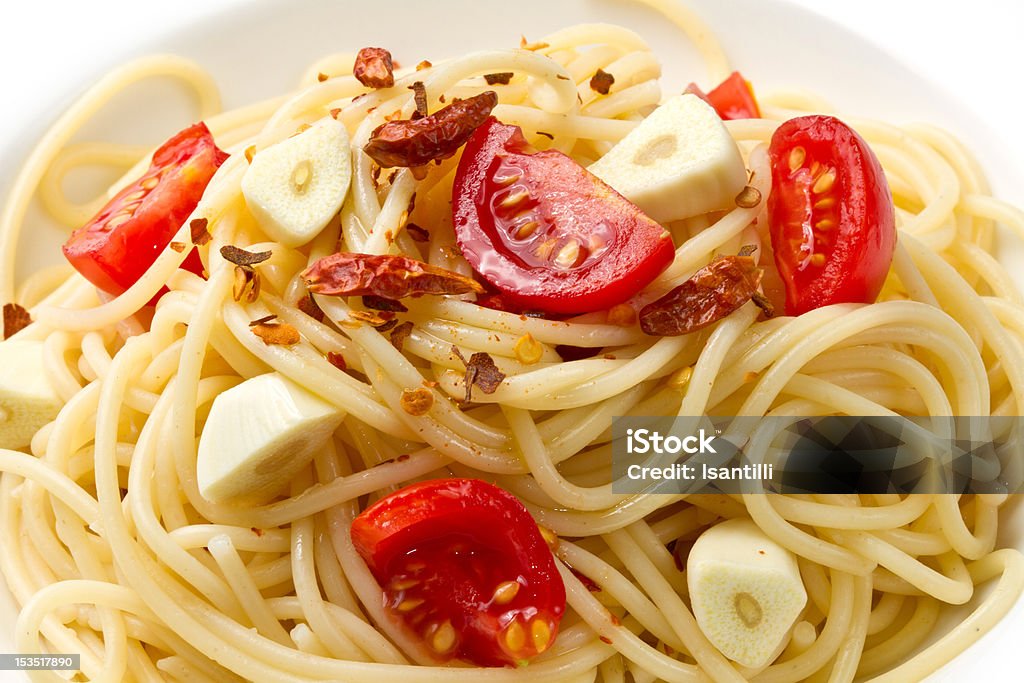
[251,527,265,537]
[536,130,554,140]
[406,222,429,242]
[416,60,432,71]
[639,256,764,336]
[245,145,256,163]
[354,47,395,89]
[248,314,278,327]
[347,309,391,327]
[363,91,498,168]
[251,321,300,346]
[169,241,186,253]
[2,303,31,339]
[438,94,446,104]
[220,245,272,267]
[400,387,434,416]
[190,218,211,246]
[329,108,342,120]
[599,636,613,645]
[570,568,601,592]
[450,345,505,402]
[397,453,411,462]
[555,344,601,362]
[326,351,348,371]
[410,81,429,118]
[317,72,329,83]
[303,252,484,299]
[484,72,514,85]
[610,614,621,627]
[389,321,414,352]
[520,36,550,51]
[362,295,408,312]
[590,69,615,95]
[556,74,571,81]
[297,293,325,322]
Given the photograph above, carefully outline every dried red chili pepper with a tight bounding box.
[354,47,395,89]
[302,252,484,299]
[363,91,498,168]
[639,256,763,336]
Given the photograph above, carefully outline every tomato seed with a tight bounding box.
[531,618,552,653]
[515,221,539,239]
[492,580,521,605]
[788,146,805,172]
[809,253,826,267]
[554,240,580,269]
[430,620,457,654]
[815,219,835,231]
[812,169,836,194]
[499,190,530,210]
[504,620,526,652]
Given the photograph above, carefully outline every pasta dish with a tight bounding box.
[1,0,1023,681]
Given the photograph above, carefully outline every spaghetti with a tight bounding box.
[2,1,1024,681]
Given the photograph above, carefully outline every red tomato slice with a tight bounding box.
[685,72,760,120]
[350,478,565,667]
[62,122,229,298]
[452,117,675,315]
[767,115,896,315]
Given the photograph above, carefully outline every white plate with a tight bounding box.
[1,0,1023,680]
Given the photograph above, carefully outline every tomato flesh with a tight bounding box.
[62,122,228,298]
[685,72,760,120]
[350,478,565,667]
[452,117,675,315]
[767,115,896,315]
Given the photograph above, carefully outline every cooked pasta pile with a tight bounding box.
[2,1,1024,681]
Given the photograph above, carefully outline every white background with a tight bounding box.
[0,0,1023,680]
[0,0,1022,169]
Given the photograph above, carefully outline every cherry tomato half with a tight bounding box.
[767,115,896,315]
[350,478,565,667]
[452,117,675,315]
[62,122,229,298]
[685,71,760,120]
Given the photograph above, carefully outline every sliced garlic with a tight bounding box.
[241,118,351,248]
[686,518,807,668]
[0,340,62,449]
[588,94,747,224]
[196,373,344,503]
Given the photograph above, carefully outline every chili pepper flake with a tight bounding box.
[410,81,429,118]
[519,36,550,51]
[363,295,408,312]
[303,252,484,299]
[416,60,432,71]
[317,72,329,82]
[400,387,434,416]
[484,72,514,85]
[2,303,31,339]
[390,321,414,352]
[590,69,615,95]
[450,345,505,402]
[248,314,278,327]
[169,241,186,253]
[245,145,256,163]
[639,256,764,336]
[354,47,395,89]
[251,321,300,346]
[406,222,430,242]
[190,218,211,246]
[326,351,348,371]
[363,91,498,168]
[221,245,272,267]
[536,131,554,140]
[232,266,261,303]
[297,293,325,322]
